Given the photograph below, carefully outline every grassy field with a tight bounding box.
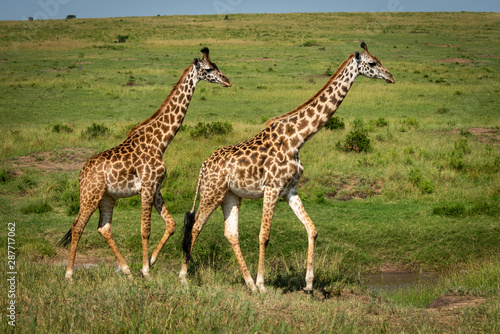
[0,12,499,333]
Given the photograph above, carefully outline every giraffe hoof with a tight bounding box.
[302,288,314,295]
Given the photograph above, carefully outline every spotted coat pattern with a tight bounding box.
[179,43,395,293]
[60,48,231,281]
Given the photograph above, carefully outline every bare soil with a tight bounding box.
[7,147,95,175]
[452,127,500,145]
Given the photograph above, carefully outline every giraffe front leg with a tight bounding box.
[255,188,279,293]
[222,192,258,293]
[150,190,175,267]
[285,192,317,292]
[139,188,154,280]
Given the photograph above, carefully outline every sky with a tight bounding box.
[1,0,498,21]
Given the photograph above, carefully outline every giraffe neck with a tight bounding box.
[268,54,358,152]
[128,64,198,153]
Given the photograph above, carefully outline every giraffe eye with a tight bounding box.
[368,62,377,67]
[206,68,213,73]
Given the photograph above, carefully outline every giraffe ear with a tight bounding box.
[355,51,361,61]
[360,42,368,51]
[193,58,200,70]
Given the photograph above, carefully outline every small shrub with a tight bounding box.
[372,117,389,127]
[454,138,471,154]
[116,35,129,43]
[336,130,372,153]
[419,180,435,194]
[408,168,422,185]
[0,167,11,183]
[402,117,419,128]
[352,118,365,129]
[448,151,464,170]
[21,200,53,214]
[190,121,233,138]
[324,116,345,130]
[52,124,74,133]
[81,123,111,139]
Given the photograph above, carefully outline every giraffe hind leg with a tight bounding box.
[97,194,133,279]
[179,189,226,286]
[149,190,176,267]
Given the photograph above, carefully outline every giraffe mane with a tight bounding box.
[127,63,195,137]
[264,53,356,128]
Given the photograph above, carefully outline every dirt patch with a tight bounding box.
[428,44,460,48]
[49,248,119,271]
[7,147,94,175]
[438,58,472,63]
[427,295,488,329]
[428,295,487,310]
[452,127,500,145]
[323,175,383,201]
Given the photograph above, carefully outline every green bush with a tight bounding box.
[81,123,111,139]
[454,138,471,154]
[336,130,372,153]
[52,124,74,133]
[190,121,233,138]
[324,116,345,130]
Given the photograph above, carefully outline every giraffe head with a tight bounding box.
[193,47,232,87]
[355,42,395,84]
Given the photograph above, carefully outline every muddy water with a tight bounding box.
[361,272,438,291]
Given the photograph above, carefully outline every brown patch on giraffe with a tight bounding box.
[7,147,95,176]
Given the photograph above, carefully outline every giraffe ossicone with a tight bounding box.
[58,48,231,281]
[179,42,394,293]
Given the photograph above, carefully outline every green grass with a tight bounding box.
[0,12,499,333]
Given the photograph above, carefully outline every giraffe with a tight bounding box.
[179,42,395,293]
[58,48,232,281]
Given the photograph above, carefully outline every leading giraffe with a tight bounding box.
[58,48,231,281]
[180,42,395,293]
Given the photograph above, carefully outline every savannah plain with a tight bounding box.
[0,12,499,333]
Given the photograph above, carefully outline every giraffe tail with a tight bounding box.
[57,228,72,247]
[182,162,205,260]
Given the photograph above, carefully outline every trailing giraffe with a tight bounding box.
[58,48,231,281]
[179,42,394,293]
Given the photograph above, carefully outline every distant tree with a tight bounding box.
[66,15,76,19]
[28,17,33,21]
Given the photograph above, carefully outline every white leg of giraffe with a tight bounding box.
[97,194,133,279]
[139,187,155,279]
[284,190,317,292]
[222,192,258,292]
[255,187,280,293]
[149,190,176,266]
